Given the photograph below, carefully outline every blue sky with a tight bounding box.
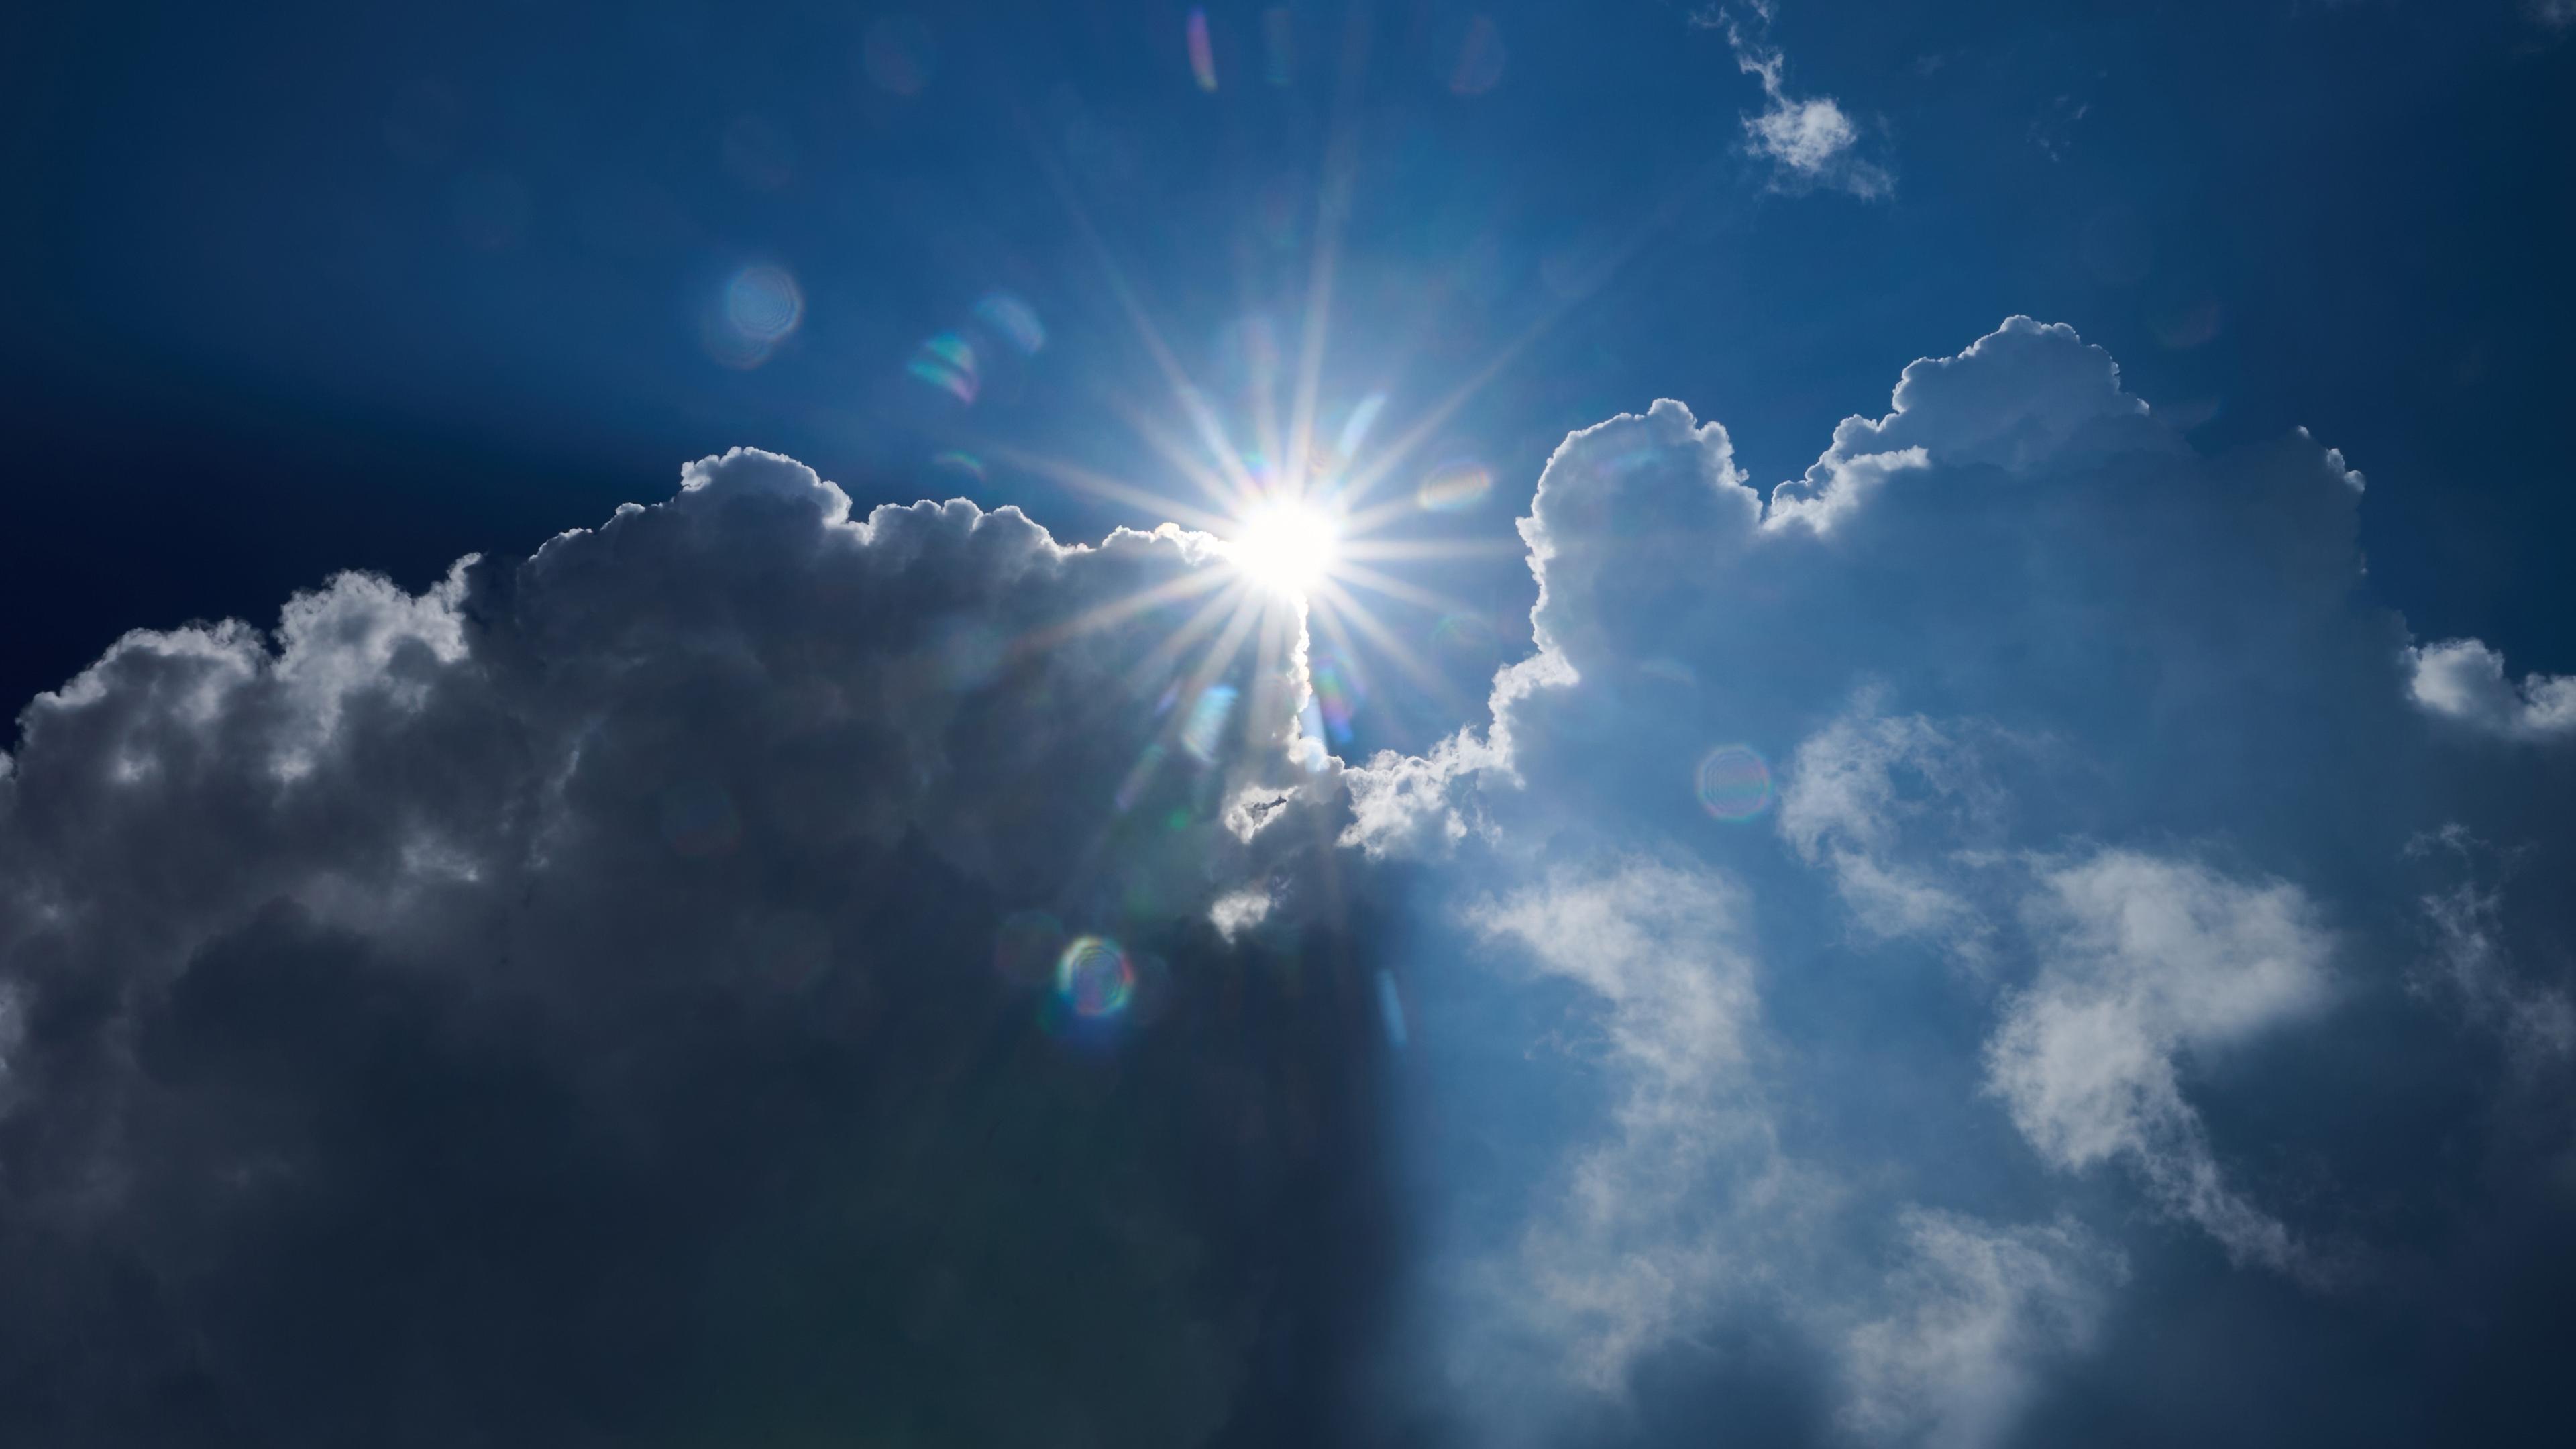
[3,2,2575,1446]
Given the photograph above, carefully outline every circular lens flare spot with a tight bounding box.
[1696,745,1774,822]
[1232,500,1338,595]
[725,264,804,342]
[1056,936,1137,1019]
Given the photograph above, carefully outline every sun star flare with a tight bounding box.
[1230,498,1342,597]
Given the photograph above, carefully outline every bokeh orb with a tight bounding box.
[1695,744,1774,822]
[1056,936,1137,1019]
[725,264,804,342]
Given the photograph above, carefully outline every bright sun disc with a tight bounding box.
[1232,500,1339,595]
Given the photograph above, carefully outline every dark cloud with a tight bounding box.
[0,451,1399,1447]
[11,325,2576,1449]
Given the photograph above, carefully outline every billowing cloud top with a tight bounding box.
[7,322,2575,1448]
[0,451,1390,1446]
[1348,317,2576,1444]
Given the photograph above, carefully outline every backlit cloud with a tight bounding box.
[1348,315,2576,1444]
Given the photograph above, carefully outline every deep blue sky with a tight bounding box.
[7,0,2570,749]
[6,5,2576,1447]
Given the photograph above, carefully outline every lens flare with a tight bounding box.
[1179,684,1238,763]
[1231,500,1338,595]
[1187,9,1218,91]
[1308,650,1364,744]
[930,450,986,480]
[725,264,804,342]
[1114,742,1167,813]
[1696,744,1774,822]
[907,331,980,402]
[1374,969,1409,1049]
[972,292,1046,354]
[1416,459,1493,512]
[1336,393,1388,460]
[1056,936,1136,1019]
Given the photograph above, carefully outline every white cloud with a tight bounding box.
[1344,315,2461,1415]
[1457,859,1787,1395]
[1989,852,2333,1277]
[1841,1210,2123,1449]
[1707,4,1892,197]
[1208,886,1273,939]
[1778,703,1998,955]
[2406,637,2576,741]
[1322,305,2576,1444]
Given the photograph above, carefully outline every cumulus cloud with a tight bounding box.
[2406,637,2576,741]
[19,311,2576,1448]
[1840,1211,2122,1449]
[1349,312,2576,1443]
[0,449,1392,1444]
[1988,852,2334,1278]
[1704,5,1892,197]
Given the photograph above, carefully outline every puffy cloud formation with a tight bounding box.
[1352,315,2576,1444]
[2406,637,2576,740]
[0,451,1393,1446]
[1702,3,1891,198]
[11,319,2576,1449]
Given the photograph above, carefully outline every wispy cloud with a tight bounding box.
[1841,1211,2124,1449]
[1989,852,2338,1281]
[1458,859,1794,1395]
[1697,3,1892,197]
[2408,826,2576,1069]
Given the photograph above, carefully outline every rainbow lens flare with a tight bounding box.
[973,292,1046,354]
[1179,684,1238,763]
[1308,651,1363,745]
[1187,9,1218,91]
[1416,459,1493,512]
[930,450,986,481]
[907,331,981,401]
[1056,936,1137,1020]
[1696,745,1774,822]
[726,265,804,342]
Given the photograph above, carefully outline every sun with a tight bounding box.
[1230,498,1341,596]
